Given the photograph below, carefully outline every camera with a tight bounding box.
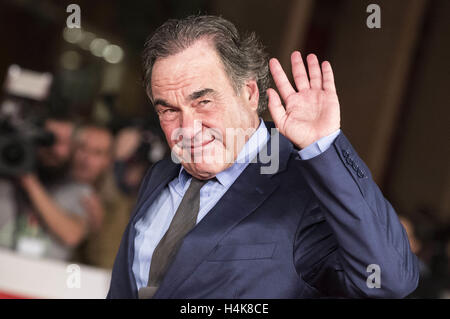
[0,65,54,177]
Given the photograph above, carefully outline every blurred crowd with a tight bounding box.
[0,112,167,269]
[399,213,450,298]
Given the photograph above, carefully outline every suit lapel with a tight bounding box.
[126,160,180,296]
[131,161,181,223]
[153,126,293,298]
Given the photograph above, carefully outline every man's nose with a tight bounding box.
[179,112,202,141]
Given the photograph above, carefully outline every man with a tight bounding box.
[71,125,113,188]
[14,117,94,260]
[108,15,419,298]
[70,125,113,233]
[71,124,136,269]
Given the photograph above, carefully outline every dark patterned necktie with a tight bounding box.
[138,177,208,299]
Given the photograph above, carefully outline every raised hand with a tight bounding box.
[267,51,341,149]
[82,193,105,233]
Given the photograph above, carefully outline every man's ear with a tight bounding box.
[243,80,259,111]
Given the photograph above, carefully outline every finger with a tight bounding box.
[306,54,322,89]
[269,58,295,101]
[267,88,286,129]
[321,61,336,92]
[291,51,310,91]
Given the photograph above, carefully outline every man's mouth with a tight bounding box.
[188,136,215,150]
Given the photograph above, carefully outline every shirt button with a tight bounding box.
[342,150,349,158]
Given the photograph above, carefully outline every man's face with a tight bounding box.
[151,39,260,180]
[38,119,74,168]
[71,128,112,184]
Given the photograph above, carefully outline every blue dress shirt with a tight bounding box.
[132,119,341,289]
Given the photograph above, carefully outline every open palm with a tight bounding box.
[267,51,341,149]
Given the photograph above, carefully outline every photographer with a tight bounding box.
[13,116,96,261]
[70,124,113,234]
[75,126,149,269]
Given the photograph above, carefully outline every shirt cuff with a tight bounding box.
[298,129,341,160]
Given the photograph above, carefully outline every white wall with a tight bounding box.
[0,248,111,299]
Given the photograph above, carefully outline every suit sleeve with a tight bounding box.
[293,132,419,298]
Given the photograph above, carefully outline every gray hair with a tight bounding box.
[142,15,270,115]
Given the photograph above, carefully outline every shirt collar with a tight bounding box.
[177,119,269,189]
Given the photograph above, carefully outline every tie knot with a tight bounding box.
[189,177,208,191]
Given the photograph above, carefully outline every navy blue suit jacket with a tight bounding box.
[107,123,419,298]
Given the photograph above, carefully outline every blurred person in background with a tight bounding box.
[75,126,155,269]
[113,128,151,196]
[112,126,167,196]
[427,223,450,298]
[70,124,113,234]
[399,216,427,273]
[0,180,16,248]
[401,212,450,298]
[13,116,96,261]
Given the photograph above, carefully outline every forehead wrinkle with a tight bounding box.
[188,88,216,101]
[153,74,217,107]
[152,77,194,105]
[152,73,196,91]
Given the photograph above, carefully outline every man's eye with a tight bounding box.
[199,100,211,105]
[159,108,176,114]
[156,108,179,120]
